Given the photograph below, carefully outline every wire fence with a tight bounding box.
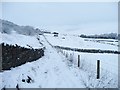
[55,48,118,88]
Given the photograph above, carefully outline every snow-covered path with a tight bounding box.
[31,35,85,88]
[35,42,84,88]
[0,35,85,88]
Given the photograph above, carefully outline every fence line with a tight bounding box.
[56,48,117,80]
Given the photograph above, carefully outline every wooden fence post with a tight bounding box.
[61,50,63,53]
[66,52,68,58]
[16,84,20,90]
[78,55,80,67]
[97,60,100,79]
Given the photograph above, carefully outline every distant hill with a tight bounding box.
[0,19,42,35]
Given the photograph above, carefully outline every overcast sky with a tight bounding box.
[1,2,118,34]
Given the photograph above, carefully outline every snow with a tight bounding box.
[0,31,43,49]
[44,33,118,88]
[45,33,118,75]
[45,33,118,51]
[0,34,85,88]
[61,50,118,75]
[55,49,118,88]
[0,31,118,88]
[84,38,118,47]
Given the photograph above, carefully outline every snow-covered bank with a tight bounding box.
[0,32,43,49]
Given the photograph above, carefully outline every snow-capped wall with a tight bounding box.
[2,43,44,70]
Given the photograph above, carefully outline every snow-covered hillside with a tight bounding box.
[0,19,41,36]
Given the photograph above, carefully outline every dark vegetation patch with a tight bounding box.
[52,32,59,34]
[80,33,119,40]
[54,46,120,54]
[1,43,44,70]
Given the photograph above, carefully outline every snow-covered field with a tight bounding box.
[0,31,118,88]
[45,33,118,51]
[84,38,118,47]
[45,33,118,87]
[45,33,118,73]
